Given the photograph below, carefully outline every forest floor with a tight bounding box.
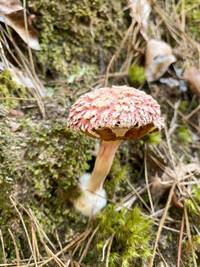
[0,0,200,266]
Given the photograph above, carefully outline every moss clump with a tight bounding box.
[148,132,162,145]
[184,0,200,42]
[128,65,146,87]
[86,205,152,266]
[177,127,192,143]
[0,115,94,258]
[27,0,128,80]
[0,69,27,107]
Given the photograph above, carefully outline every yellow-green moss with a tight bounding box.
[0,69,27,107]
[86,205,153,267]
[128,65,146,87]
[27,0,128,81]
[0,116,94,259]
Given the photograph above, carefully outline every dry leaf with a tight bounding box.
[126,0,151,40]
[145,39,176,82]
[8,108,24,118]
[0,10,41,50]
[0,0,23,15]
[183,66,200,97]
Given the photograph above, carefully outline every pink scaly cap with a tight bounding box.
[67,85,164,141]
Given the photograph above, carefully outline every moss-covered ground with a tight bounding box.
[0,0,200,266]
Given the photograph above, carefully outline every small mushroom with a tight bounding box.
[67,85,164,216]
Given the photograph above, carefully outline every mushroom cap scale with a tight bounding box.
[67,85,164,141]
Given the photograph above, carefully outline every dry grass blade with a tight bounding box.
[157,248,170,267]
[103,18,135,86]
[9,195,38,267]
[8,229,20,267]
[104,55,115,87]
[0,97,36,101]
[39,230,92,267]
[79,226,98,263]
[31,220,40,263]
[125,178,151,212]
[1,21,46,117]
[177,212,185,267]
[184,205,197,267]
[105,233,115,267]
[56,230,65,260]
[166,99,200,133]
[144,149,154,213]
[0,229,7,267]
[69,250,75,267]
[28,208,56,251]
[148,127,178,267]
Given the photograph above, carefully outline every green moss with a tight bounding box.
[128,65,146,87]
[182,235,200,266]
[184,0,200,41]
[86,205,152,266]
[0,69,27,107]
[27,0,128,81]
[0,116,94,259]
[186,185,200,217]
[178,127,192,143]
[148,132,162,145]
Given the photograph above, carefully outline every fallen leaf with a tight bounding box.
[126,0,151,40]
[172,192,183,209]
[0,0,23,15]
[0,10,41,50]
[145,39,176,82]
[183,66,200,97]
[8,108,24,118]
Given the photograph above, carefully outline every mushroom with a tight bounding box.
[67,85,164,216]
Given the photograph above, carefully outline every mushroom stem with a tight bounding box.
[88,140,121,192]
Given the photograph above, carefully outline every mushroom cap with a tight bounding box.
[67,85,164,141]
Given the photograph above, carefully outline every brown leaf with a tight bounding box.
[172,192,183,209]
[8,108,24,118]
[183,67,200,97]
[0,0,23,15]
[145,39,176,82]
[0,10,41,50]
[126,0,151,40]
